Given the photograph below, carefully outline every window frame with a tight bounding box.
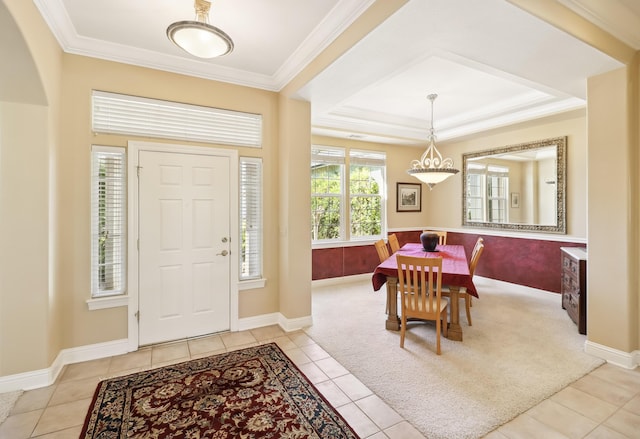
[311,146,346,243]
[349,149,386,241]
[90,145,127,299]
[466,163,509,223]
[311,145,386,246]
[239,157,263,283]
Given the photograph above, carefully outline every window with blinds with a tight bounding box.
[311,146,386,243]
[311,146,345,241]
[92,91,262,148]
[465,163,509,223]
[91,146,126,297]
[487,166,509,223]
[349,149,386,239]
[239,157,263,280]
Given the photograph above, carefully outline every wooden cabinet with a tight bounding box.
[561,247,587,334]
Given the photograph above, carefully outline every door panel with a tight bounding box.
[138,150,230,345]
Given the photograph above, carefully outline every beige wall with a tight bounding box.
[1,0,62,375]
[587,66,639,353]
[424,113,588,238]
[311,135,435,231]
[2,0,640,381]
[57,55,284,346]
[315,112,588,238]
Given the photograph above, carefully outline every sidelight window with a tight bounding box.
[91,146,126,297]
[239,157,263,280]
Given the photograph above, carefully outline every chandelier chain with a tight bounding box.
[194,0,211,23]
[406,93,460,190]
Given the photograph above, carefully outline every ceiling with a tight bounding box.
[34,0,639,146]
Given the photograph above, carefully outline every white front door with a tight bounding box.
[138,150,231,345]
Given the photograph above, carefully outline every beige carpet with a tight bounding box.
[305,276,604,439]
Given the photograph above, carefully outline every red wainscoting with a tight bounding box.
[312,230,586,293]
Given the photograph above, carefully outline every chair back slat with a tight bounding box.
[469,242,484,277]
[397,255,443,315]
[388,233,400,254]
[374,239,390,262]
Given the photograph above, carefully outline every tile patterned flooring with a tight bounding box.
[1,325,640,438]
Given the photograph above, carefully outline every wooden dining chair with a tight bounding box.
[422,230,447,245]
[442,237,484,325]
[374,239,390,263]
[396,255,448,354]
[388,234,400,254]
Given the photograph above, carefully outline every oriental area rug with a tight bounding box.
[81,343,359,438]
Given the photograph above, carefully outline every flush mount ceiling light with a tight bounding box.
[167,0,234,58]
[407,94,460,190]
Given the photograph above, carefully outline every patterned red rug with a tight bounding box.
[81,343,359,438]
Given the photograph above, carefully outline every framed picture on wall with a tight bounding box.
[396,182,422,212]
[511,192,520,208]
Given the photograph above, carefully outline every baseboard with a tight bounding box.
[0,311,317,393]
[237,312,313,333]
[585,340,639,369]
[278,314,313,332]
[312,273,372,287]
[0,338,129,393]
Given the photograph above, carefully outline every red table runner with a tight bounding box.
[372,243,478,297]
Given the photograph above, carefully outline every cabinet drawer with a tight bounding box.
[560,247,587,335]
[562,292,579,325]
[562,272,578,295]
[562,255,578,277]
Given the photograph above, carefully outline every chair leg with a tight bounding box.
[400,314,406,348]
[442,308,448,338]
[465,295,472,326]
[435,314,441,355]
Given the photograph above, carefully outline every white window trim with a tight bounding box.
[349,149,386,240]
[87,295,129,310]
[90,145,126,302]
[312,145,346,242]
[239,157,264,282]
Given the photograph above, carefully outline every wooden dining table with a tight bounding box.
[372,243,478,341]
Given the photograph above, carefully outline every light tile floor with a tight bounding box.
[1,326,640,438]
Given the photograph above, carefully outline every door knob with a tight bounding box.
[217,250,229,256]
[221,237,228,243]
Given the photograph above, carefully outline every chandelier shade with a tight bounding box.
[407,94,459,190]
[167,0,233,59]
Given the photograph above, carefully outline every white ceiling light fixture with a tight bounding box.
[167,0,234,59]
[407,94,460,190]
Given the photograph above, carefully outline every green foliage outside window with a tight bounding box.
[350,165,382,238]
[311,161,383,241]
[311,164,342,240]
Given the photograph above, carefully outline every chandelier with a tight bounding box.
[407,94,459,190]
[167,0,234,59]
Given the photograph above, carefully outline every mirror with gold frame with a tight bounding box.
[462,136,566,234]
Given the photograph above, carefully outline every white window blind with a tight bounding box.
[91,146,126,297]
[349,149,386,166]
[311,146,345,242]
[92,90,262,148]
[239,157,263,280]
[312,146,346,165]
[349,149,386,239]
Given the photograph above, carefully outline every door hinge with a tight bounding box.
[136,165,143,177]
[135,311,139,323]
[137,238,139,251]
